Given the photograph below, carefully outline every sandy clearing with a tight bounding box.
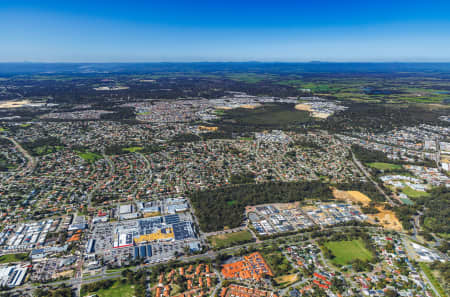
[333,189,371,206]
[368,208,403,231]
[0,100,31,109]
[295,103,312,112]
[311,112,331,118]
[275,273,298,284]
[295,104,331,118]
[333,188,403,231]
[239,104,262,109]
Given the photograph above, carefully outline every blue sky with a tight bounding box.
[1,0,450,62]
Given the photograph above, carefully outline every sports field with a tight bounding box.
[208,230,253,249]
[77,151,103,162]
[324,239,373,266]
[401,186,430,198]
[0,253,29,264]
[367,162,402,170]
[122,146,144,153]
[83,281,135,297]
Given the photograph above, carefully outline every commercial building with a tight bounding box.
[0,265,28,287]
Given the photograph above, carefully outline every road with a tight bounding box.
[280,279,308,296]
[87,153,115,208]
[1,136,36,175]
[401,236,442,297]
[420,269,442,297]
[7,225,386,296]
[45,226,382,288]
[351,151,396,207]
[210,268,223,297]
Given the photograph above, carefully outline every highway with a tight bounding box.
[33,225,382,296]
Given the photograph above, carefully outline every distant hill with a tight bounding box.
[1,62,450,75]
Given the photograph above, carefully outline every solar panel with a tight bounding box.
[147,245,152,257]
[134,247,139,259]
[126,233,133,244]
[140,245,147,258]
[164,214,180,224]
[173,222,194,240]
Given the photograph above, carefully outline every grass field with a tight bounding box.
[274,274,298,288]
[77,151,103,163]
[83,280,135,297]
[238,137,253,141]
[419,263,446,297]
[122,146,143,153]
[208,230,253,249]
[324,239,373,266]
[214,109,226,116]
[367,162,402,170]
[34,145,63,156]
[401,186,430,198]
[105,267,129,273]
[0,253,29,264]
[0,156,17,171]
[438,233,450,239]
[226,73,275,83]
[262,250,295,276]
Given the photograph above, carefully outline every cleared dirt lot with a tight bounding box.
[368,208,403,231]
[295,103,330,118]
[0,99,31,108]
[294,103,312,112]
[333,189,371,206]
[333,188,403,231]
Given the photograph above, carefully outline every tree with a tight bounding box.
[385,289,399,297]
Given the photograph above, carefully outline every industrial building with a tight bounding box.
[0,265,28,287]
[0,219,59,251]
[113,214,196,249]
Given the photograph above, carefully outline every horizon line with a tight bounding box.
[2,60,450,64]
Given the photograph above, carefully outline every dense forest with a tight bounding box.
[213,103,311,133]
[320,103,449,133]
[416,187,449,235]
[34,285,72,297]
[392,187,449,235]
[336,181,385,202]
[352,144,435,168]
[229,172,255,184]
[351,144,393,164]
[429,261,450,287]
[189,181,332,232]
[0,71,301,104]
[99,106,136,121]
[104,143,162,155]
[171,133,202,143]
[21,136,64,156]
[393,205,418,230]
